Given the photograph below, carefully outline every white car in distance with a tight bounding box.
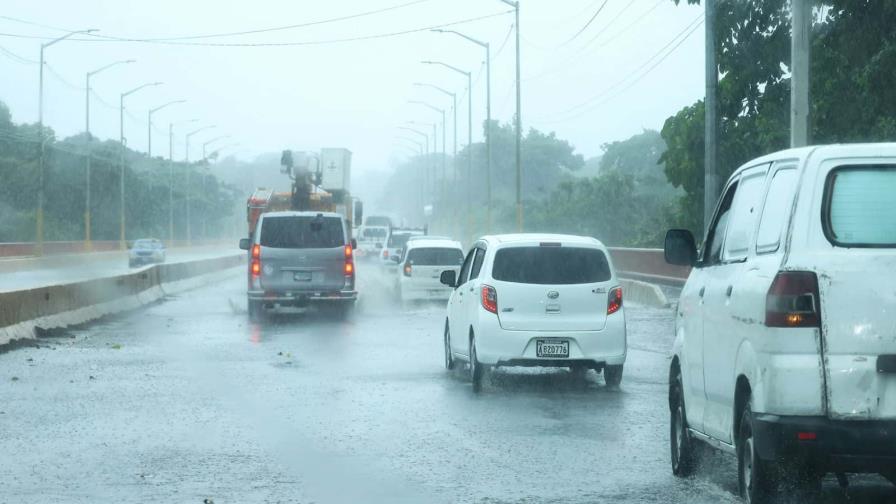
[396,238,464,303]
[441,234,626,392]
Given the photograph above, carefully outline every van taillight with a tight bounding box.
[766,271,820,328]
[251,244,260,260]
[403,263,412,277]
[344,244,353,258]
[344,262,354,275]
[251,259,261,277]
[607,286,623,315]
[481,284,498,314]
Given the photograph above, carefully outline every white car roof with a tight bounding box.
[406,239,463,249]
[728,142,896,180]
[479,233,605,248]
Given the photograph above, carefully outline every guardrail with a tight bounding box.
[607,247,689,286]
[0,240,235,258]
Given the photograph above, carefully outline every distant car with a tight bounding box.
[381,229,424,268]
[397,238,464,303]
[664,144,896,501]
[128,239,166,267]
[239,211,357,322]
[356,225,388,260]
[442,234,626,392]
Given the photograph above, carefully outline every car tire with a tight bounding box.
[248,300,262,323]
[738,400,778,504]
[444,320,456,370]
[670,367,700,477]
[470,335,484,393]
[604,364,623,387]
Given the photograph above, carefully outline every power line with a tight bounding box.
[0,11,513,47]
[45,63,85,91]
[0,43,37,64]
[560,0,609,47]
[537,16,704,124]
[492,23,515,60]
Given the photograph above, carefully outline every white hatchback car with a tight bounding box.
[396,238,464,302]
[664,144,896,502]
[441,234,626,392]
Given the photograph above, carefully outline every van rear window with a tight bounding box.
[825,166,896,247]
[259,216,344,249]
[492,246,611,284]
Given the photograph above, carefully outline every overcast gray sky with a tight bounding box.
[0,0,704,176]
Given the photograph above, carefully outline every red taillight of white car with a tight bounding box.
[382,249,389,259]
[481,284,498,314]
[403,263,412,277]
[765,271,820,328]
[607,286,623,315]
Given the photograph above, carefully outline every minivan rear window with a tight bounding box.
[406,247,464,266]
[825,166,896,247]
[492,246,611,284]
[259,216,344,249]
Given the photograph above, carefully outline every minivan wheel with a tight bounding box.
[670,369,699,477]
[604,365,623,387]
[470,336,484,393]
[738,401,777,504]
[444,321,456,370]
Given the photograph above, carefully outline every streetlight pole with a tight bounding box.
[169,118,198,242]
[185,125,216,245]
[200,135,230,239]
[432,29,491,231]
[397,126,430,218]
[408,101,446,196]
[84,58,134,250]
[421,61,473,239]
[148,100,185,158]
[500,0,522,231]
[37,28,98,255]
[414,83,457,184]
[119,81,163,250]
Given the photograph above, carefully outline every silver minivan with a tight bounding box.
[239,211,357,321]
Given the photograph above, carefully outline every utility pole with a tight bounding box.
[501,0,522,231]
[119,82,162,249]
[704,0,718,234]
[185,125,216,246]
[398,126,429,219]
[37,28,97,255]
[432,30,491,232]
[85,58,133,250]
[791,0,811,147]
[169,118,198,243]
[148,100,185,158]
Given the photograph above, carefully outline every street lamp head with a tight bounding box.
[86,29,100,34]
[125,59,136,64]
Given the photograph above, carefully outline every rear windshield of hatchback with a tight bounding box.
[492,246,612,284]
[260,216,344,249]
[406,247,464,266]
[825,166,896,247]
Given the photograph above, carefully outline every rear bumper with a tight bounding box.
[753,414,896,473]
[248,290,357,303]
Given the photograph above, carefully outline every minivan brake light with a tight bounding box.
[766,271,820,328]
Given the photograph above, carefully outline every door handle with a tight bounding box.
[698,286,705,297]
[726,285,733,297]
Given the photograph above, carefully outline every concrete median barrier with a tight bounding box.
[0,254,244,347]
[620,278,669,308]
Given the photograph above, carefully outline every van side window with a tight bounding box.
[457,248,476,286]
[469,248,486,280]
[756,167,797,253]
[722,166,769,261]
[702,181,739,266]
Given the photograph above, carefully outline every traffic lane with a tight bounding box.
[0,246,241,292]
[0,267,891,503]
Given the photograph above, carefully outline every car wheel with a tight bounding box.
[248,300,262,323]
[604,364,623,387]
[469,335,484,393]
[738,400,778,504]
[444,320,456,370]
[670,367,700,477]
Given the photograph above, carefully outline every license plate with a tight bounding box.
[293,271,312,282]
[536,340,569,358]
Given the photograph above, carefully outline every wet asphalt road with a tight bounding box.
[1,263,894,503]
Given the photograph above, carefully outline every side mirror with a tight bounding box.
[351,238,358,250]
[664,229,698,266]
[440,270,457,287]
[390,255,401,264]
[239,238,250,250]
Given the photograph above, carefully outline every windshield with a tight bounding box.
[492,246,611,284]
[259,216,344,249]
[406,247,464,266]
[4,2,894,502]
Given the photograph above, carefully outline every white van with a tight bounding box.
[664,144,896,501]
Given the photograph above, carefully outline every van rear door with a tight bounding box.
[816,165,896,420]
[405,247,464,289]
[489,244,615,332]
[258,215,347,293]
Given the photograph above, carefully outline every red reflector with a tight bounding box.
[481,284,498,314]
[607,286,623,315]
[797,432,817,441]
[251,244,260,260]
